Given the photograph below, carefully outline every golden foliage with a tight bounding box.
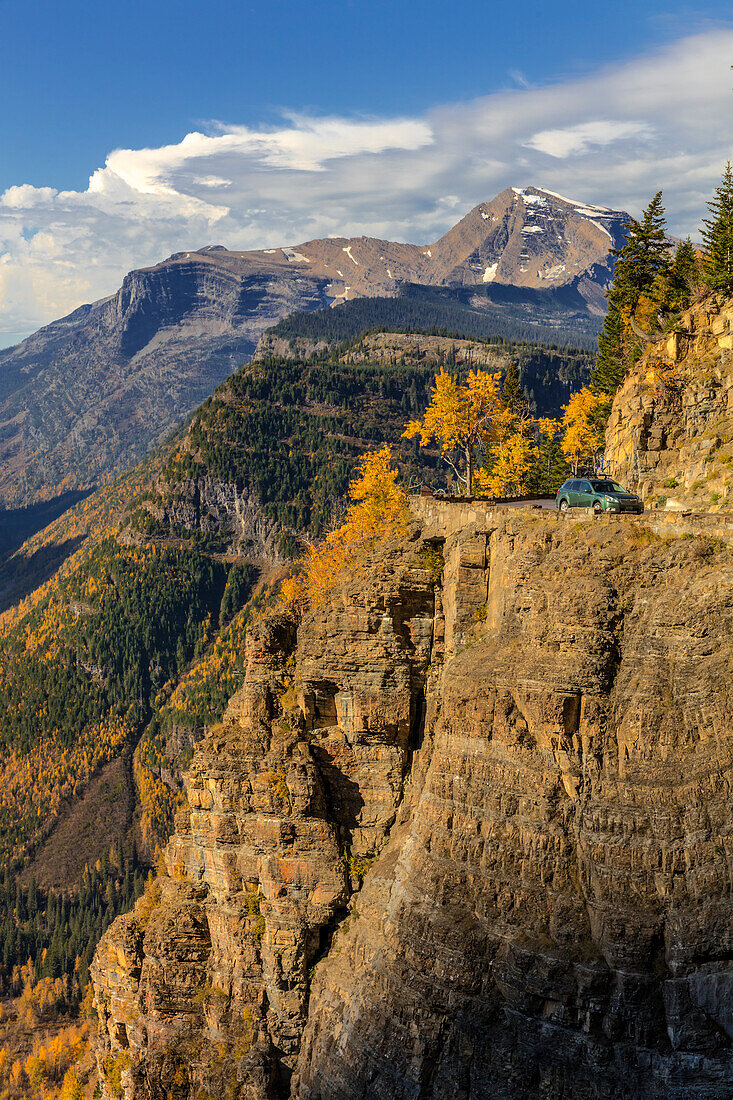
[0,454,161,633]
[279,447,409,614]
[402,368,503,493]
[0,717,129,868]
[134,600,258,852]
[0,965,94,1100]
[560,388,608,473]
[474,431,538,497]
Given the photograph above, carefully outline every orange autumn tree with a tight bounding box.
[402,368,503,495]
[279,446,410,614]
[560,388,608,474]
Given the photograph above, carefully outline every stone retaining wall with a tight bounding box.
[412,495,733,546]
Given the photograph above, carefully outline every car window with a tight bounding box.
[560,480,573,490]
[578,481,592,492]
[589,480,616,492]
[568,480,581,491]
[612,482,628,493]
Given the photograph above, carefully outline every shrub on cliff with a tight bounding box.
[279,447,410,614]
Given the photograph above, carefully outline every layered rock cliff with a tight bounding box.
[606,294,733,511]
[92,506,733,1099]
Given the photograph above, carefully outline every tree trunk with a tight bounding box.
[465,447,473,496]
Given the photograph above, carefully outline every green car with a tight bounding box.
[556,477,644,514]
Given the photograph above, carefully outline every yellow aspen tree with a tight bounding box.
[560,388,608,474]
[279,447,409,614]
[474,432,538,497]
[402,368,503,495]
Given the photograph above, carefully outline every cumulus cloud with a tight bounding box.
[1,29,732,344]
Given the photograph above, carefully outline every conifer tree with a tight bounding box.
[611,191,672,303]
[662,238,700,310]
[591,192,672,396]
[592,297,627,396]
[528,433,570,495]
[500,362,528,417]
[701,162,733,293]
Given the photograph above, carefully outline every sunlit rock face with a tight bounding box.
[606,293,733,512]
[93,513,733,1099]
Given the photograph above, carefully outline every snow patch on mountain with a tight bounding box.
[512,187,547,206]
[588,219,612,239]
[536,187,614,214]
[282,247,310,263]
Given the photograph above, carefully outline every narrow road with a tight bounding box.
[499,498,556,509]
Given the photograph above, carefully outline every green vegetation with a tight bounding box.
[146,353,443,538]
[268,283,602,348]
[0,847,147,995]
[130,340,590,542]
[592,191,675,396]
[591,167,733,404]
[0,538,239,1010]
[0,481,268,929]
[0,539,228,759]
[701,162,733,294]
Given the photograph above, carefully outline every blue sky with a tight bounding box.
[1,0,732,344]
[1,0,723,192]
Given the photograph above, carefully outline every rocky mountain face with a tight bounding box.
[0,187,622,508]
[92,504,733,1099]
[236,186,626,306]
[606,295,733,511]
[0,258,333,507]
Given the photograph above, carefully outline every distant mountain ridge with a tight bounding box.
[0,186,628,507]
[169,185,627,307]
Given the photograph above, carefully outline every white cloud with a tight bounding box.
[1,184,58,210]
[524,120,653,158]
[1,29,732,344]
[509,70,532,90]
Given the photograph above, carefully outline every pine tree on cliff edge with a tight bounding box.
[701,162,733,294]
[592,296,627,396]
[611,190,672,304]
[592,191,672,396]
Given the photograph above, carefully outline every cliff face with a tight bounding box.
[0,259,332,506]
[92,544,437,1098]
[134,475,285,561]
[606,294,733,511]
[92,507,733,1099]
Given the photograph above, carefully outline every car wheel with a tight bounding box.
[592,501,603,514]
[559,499,569,512]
